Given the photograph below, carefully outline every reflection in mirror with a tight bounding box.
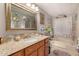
[6,4,37,30]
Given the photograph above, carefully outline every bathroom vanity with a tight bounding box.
[0,35,49,56]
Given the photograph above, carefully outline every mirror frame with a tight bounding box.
[5,3,37,31]
[40,13,45,25]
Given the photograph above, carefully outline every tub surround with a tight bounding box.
[0,35,49,56]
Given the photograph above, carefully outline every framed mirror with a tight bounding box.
[5,3,37,30]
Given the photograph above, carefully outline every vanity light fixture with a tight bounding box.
[26,3,39,12]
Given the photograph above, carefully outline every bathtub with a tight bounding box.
[49,37,78,56]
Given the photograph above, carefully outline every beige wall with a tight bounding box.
[76,8,79,39]
[0,3,6,37]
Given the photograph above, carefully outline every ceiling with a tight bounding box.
[36,3,79,17]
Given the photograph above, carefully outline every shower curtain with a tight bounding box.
[53,16,72,38]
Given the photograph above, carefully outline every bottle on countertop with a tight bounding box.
[39,24,45,35]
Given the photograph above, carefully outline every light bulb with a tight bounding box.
[31,4,36,9]
[26,3,31,7]
[35,7,39,11]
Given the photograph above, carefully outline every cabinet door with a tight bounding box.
[11,49,24,56]
[44,43,49,56]
[29,51,38,56]
[25,44,38,56]
[38,46,44,56]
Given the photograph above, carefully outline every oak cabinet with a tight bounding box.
[44,43,49,56]
[25,43,38,56]
[11,49,24,56]
[38,46,44,56]
[37,40,45,56]
[10,38,49,56]
[29,51,38,56]
[25,40,44,56]
[44,39,49,56]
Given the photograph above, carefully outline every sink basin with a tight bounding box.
[24,34,43,43]
[12,34,42,43]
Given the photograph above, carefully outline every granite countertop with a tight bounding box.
[0,35,49,56]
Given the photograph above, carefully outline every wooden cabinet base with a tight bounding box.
[44,39,49,56]
[10,39,49,56]
[44,45,49,56]
[29,51,38,56]
[38,46,44,56]
[10,49,24,56]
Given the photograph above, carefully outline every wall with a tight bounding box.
[0,3,6,37]
[76,7,79,40]
[72,14,77,41]
[40,8,52,27]
[35,6,52,33]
